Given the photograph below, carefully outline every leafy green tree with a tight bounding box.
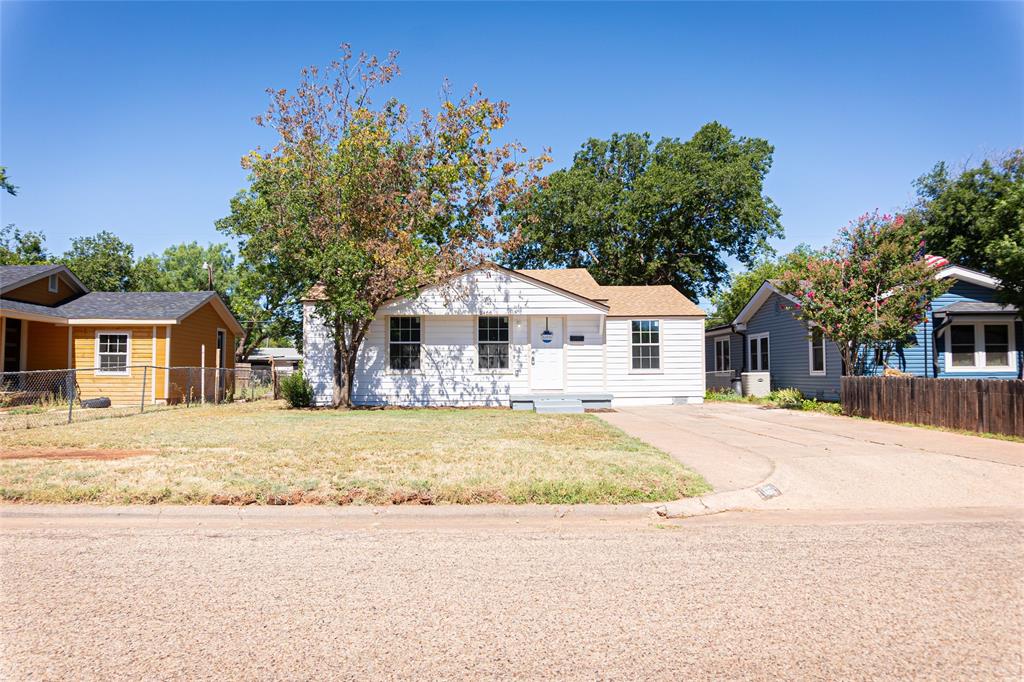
[707,245,817,326]
[0,167,16,196]
[60,231,135,291]
[778,212,951,376]
[222,46,547,406]
[904,150,1024,309]
[134,242,237,295]
[0,224,50,265]
[505,125,783,299]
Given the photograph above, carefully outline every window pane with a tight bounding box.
[760,338,769,371]
[750,339,758,370]
[984,325,1009,366]
[632,321,641,333]
[950,325,975,366]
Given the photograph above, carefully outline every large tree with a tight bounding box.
[778,212,951,376]
[134,242,238,295]
[0,166,16,196]
[504,126,783,299]
[221,46,547,406]
[904,150,1024,310]
[707,245,818,327]
[0,224,50,265]
[60,230,136,291]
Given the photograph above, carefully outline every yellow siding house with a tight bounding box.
[1,264,242,406]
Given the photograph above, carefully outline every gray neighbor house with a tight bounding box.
[705,264,1023,401]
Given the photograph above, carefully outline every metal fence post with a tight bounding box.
[67,369,76,425]
[140,365,148,414]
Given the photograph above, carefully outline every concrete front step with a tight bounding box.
[533,399,584,414]
[509,393,613,412]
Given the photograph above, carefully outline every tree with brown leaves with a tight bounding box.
[222,45,549,407]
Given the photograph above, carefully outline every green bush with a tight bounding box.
[768,388,804,409]
[280,371,314,408]
[800,399,842,415]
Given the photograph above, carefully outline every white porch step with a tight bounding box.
[533,398,584,414]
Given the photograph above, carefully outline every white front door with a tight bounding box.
[530,316,564,390]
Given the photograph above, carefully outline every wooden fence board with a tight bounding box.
[840,376,1024,438]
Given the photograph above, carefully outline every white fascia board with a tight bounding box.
[733,281,797,326]
[69,318,179,325]
[935,265,1001,289]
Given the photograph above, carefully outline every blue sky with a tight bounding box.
[2,2,1022,280]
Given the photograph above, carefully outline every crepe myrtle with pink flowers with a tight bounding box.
[778,211,951,376]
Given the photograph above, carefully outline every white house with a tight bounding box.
[302,263,706,411]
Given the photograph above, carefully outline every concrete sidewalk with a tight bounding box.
[599,402,1024,517]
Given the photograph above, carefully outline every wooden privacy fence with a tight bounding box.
[841,376,1024,438]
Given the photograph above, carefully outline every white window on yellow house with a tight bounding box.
[96,332,130,375]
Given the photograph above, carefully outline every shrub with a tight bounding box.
[768,388,804,409]
[280,371,314,408]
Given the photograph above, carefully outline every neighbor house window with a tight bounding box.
[631,320,660,370]
[808,327,825,375]
[714,337,730,372]
[478,316,509,370]
[950,325,975,367]
[748,333,769,372]
[47,274,59,293]
[984,324,1010,367]
[389,317,421,370]
[946,321,1015,371]
[96,332,129,375]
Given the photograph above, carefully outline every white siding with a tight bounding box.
[352,314,530,406]
[605,317,705,406]
[303,303,335,406]
[380,268,605,316]
[565,316,605,393]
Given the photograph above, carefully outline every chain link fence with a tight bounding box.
[0,365,288,431]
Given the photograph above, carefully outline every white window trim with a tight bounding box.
[629,319,663,374]
[943,319,1017,373]
[714,337,731,372]
[385,315,424,374]
[94,330,132,376]
[748,332,770,372]
[808,328,826,376]
[47,274,59,293]
[476,315,513,375]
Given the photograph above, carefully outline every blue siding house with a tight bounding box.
[706,265,1022,400]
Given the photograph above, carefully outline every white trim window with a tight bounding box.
[389,316,421,371]
[714,337,731,372]
[631,320,661,370]
[748,333,770,372]
[48,274,59,293]
[96,331,130,375]
[945,320,1017,372]
[808,327,826,375]
[478,316,509,370]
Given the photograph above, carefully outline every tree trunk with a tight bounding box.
[332,321,351,409]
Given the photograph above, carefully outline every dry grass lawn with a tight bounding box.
[0,401,709,505]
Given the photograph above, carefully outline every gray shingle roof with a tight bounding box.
[935,301,1019,315]
[0,297,68,319]
[56,292,217,319]
[0,264,63,291]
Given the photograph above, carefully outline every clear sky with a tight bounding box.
[2,2,1022,273]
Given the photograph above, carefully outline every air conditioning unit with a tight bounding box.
[741,371,771,398]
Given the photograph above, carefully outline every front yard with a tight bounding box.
[0,401,709,505]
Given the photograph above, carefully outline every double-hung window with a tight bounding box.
[748,333,769,372]
[478,316,509,370]
[96,332,130,375]
[714,337,730,372]
[631,320,660,370]
[808,327,825,375]
[389,317,421,371]
[947,321,1015,371]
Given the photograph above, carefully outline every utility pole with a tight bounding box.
[202,261,214,290]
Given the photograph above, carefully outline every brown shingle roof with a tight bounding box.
[516,268,704,317]
[515,268,604,299]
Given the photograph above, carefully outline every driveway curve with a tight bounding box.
[598,402,1024,515]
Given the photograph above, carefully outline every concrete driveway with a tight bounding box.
[599,402,1024,515]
